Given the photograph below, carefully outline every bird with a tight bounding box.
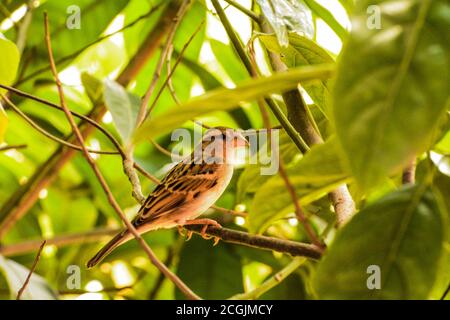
[87,127,248,268]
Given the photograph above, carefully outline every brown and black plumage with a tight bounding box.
[87,127,248,268]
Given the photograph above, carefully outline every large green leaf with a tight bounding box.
[0,255,57,300]
[248,138,348,233]
[332,0,450,190]
[175,238,243,299]
[103,79,140,144]
[314,186,446,299]
[259,33,334,113]
[133,64,334,142]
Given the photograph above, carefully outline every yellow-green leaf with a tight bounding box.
[133,64,334,142]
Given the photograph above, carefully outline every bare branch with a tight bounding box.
[1,94,118,155]
[184,225,322,260]
[278,160,324,249]
[16,240,46,300]
[137,0,191,126]
[0,144,27,152]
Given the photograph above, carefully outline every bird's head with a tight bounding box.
[194,127,249,164]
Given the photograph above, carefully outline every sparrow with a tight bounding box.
[87,127,248,268]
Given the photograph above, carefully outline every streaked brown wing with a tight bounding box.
[131,160,220,227]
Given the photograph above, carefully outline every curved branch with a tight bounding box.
[184,225,322,260]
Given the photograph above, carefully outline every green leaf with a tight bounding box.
[103,79,140,144]
[0,103,7,144]
[133,64,334,142]
[332,0,450,190]
[0,255,57,300]
[209,39,248,83]
[259,33,334,113]
[0,37,19,142]
[256,0,313,47]
[303,0,348,41]
[314,186,446,299]
[81,73,103,104]
[248,138,348,233]
[237,130,300,203]
[175,238,243,299]
[0,37,20,91]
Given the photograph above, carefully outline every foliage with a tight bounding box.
[0,0,448,301]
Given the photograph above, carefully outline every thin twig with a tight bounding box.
[223,0,260,22]
[211,205,247,217]
[44,12,200,300]
[1,93,118,155]
[147,20,205,116]
[278,160,324,249]
[16,240,46,300]
[137,0,191,127]
[166,44,181,105]
[441,282,450,300]
[0,83,126,157]
[0,144,27,152]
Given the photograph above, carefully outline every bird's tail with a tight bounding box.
[86,229,132,268]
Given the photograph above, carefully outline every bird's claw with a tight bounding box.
[200,224,213,240]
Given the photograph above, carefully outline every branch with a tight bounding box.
[0,225,321,260]
[229,257,306,300]
[147,20,205,115]
[183,225,322,259]
[1,94,118,155]
[0,1,183,239]
[137,0,191,126]
[0,83,125,157]
[278,160,324,249]
[223,0,260,22]
[44,12,200,301]
[260,19,355,227]
[0,144,27,152]
[16,240,46,300]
